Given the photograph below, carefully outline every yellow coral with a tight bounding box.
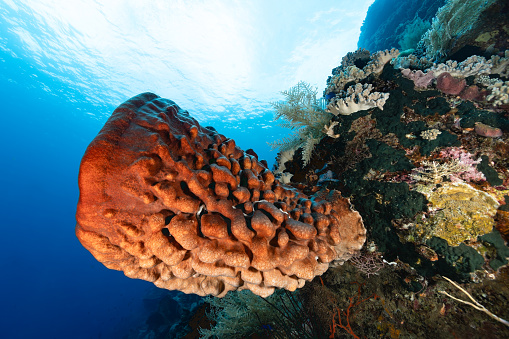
[415,182,500,246]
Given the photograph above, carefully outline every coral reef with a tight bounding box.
[88,3,509,334]
[274,46,509,285]
[76,92,366,298]
[181,5,509,337]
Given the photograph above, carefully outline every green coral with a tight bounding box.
[269,81,333,165]
[413,182,500,247]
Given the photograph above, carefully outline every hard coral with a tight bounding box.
[487,81,509,106]
[430,55,492,77]
[75,93,366,297]
[490,50,509,78]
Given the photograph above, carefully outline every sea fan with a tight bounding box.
[420,0,497,60]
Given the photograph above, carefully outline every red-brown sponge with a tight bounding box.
[76,92,366,297]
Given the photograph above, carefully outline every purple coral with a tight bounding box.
[401,69,435,88]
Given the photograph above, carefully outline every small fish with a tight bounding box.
[260,324,273,331]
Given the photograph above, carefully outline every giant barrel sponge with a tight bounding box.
[75,92,366,297]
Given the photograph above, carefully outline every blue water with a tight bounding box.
[0,1,373,338]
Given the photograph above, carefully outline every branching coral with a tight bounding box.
[438,147,486,182]
[411,160,472,186]
[410,149,486,189]
[490,50,509,77]
[487,80,509,106]
[430,56,493,78]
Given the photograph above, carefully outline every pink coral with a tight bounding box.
[439,147,486,182]
[401,69,435,88]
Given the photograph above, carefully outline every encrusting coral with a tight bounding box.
[412,182,500,247]
[75,92,366,297]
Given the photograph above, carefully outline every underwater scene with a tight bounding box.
[2,0,509,338]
